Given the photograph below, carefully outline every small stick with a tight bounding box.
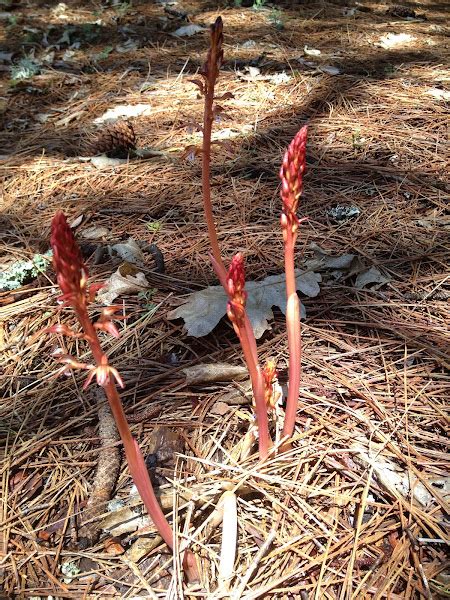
[78,388,120,547]
[233,528,276,600]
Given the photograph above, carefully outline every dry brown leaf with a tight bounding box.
[210,401,232,416]
[97,267,150,305]
[104,537,125,556]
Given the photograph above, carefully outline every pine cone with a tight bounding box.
[84,120,137,157]
[386,5,416,18]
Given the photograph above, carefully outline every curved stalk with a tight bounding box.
[238,326,271,460]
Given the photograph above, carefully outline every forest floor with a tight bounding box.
[0,0,449,597]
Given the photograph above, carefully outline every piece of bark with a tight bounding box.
[145,426,185,487]
[218,381,252,404]
[100,481,254,532]
[78,390,120,547]
[182,363,248,385]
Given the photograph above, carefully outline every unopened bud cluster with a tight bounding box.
[263,360,278,410]
[226,253,247,326]
[279,125,307,237]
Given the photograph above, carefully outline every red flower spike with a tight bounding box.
[279,126,307,235]
[227,253,246,299]
[279,126,308,445]
[200,17,223,88]
[220,252,272,459]
[46,211,198,581]
[51,211,88,309]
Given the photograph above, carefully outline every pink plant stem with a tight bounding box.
[200,17,225,273]
[237,324,271,460]
[281,236,301,440]
[210,254,227,288]
[202,89,224,272]
[279,125,307,442]
[75,308,199,581]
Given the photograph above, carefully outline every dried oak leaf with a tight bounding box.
[167,270,321,339]
[172,24,206,37]
[355,266,391,289]
[97,264,150,305]
[182,362,248,385]
[9,470,43,501]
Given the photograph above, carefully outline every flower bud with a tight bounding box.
[280,126,308,230]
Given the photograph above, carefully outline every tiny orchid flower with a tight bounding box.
[94,306,124,338]
[50,353,94,379]
[88,282,105,302]
[43,323,80,338]
[82,354,125,390]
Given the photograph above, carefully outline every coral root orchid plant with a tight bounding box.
[279,125,308,440]
[212,253,271,459]
[196,18,273,459]
[197,18,308,455]
[46,211,198,582]
[191,16,226,274]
